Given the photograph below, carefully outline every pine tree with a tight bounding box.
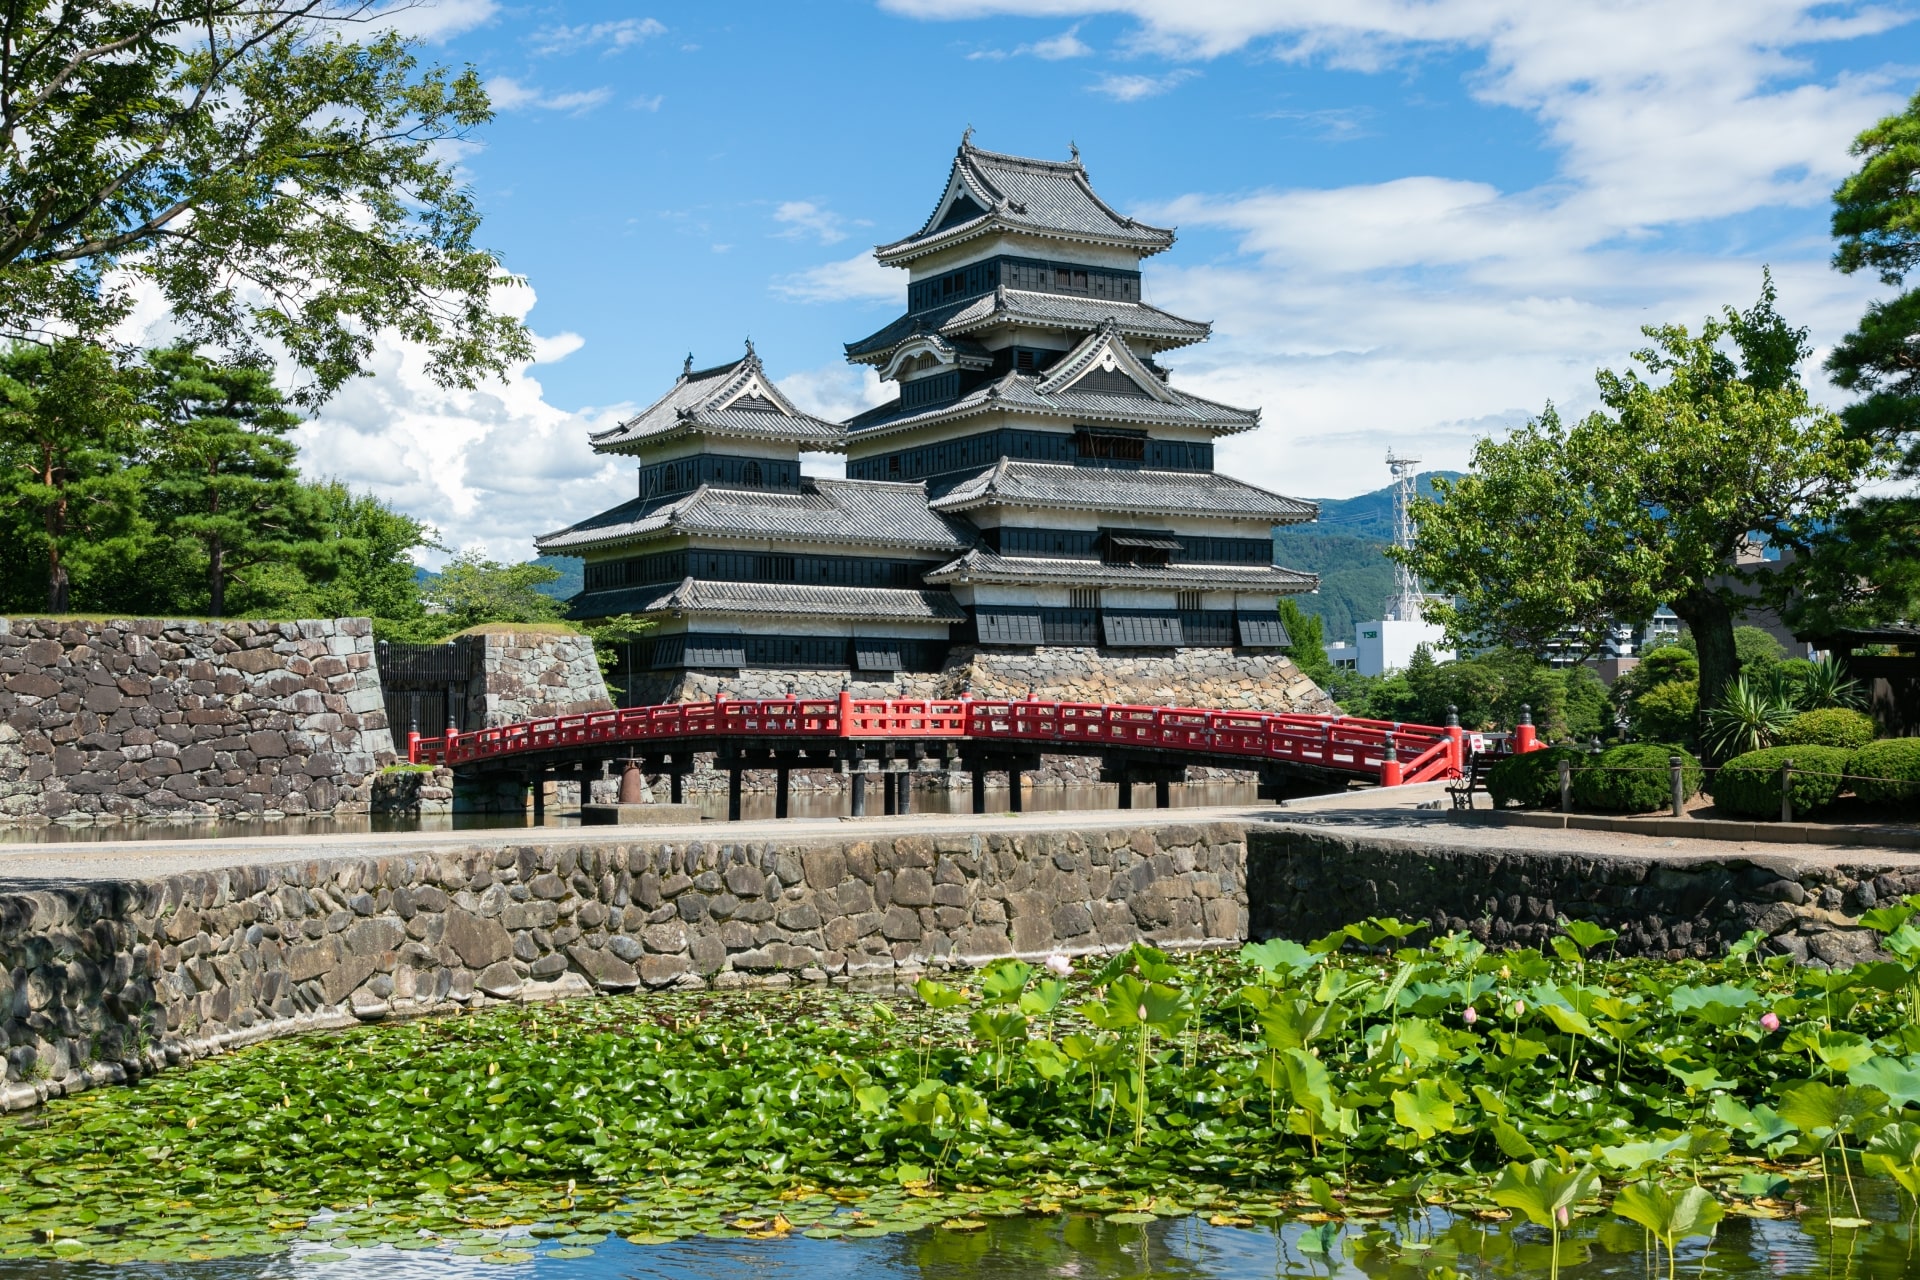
[145,346,326,617]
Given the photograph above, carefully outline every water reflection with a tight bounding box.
[4,1195,1915,1279]
[0,784,1268,845]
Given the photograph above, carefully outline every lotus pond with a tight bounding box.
[12,910,1920,1278]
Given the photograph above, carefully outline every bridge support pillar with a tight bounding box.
[897,771,912,815]
[620,761,645,805]
[972,769,986,815]
[1116,763,1132,810]
[1155,778,1171,809]
[883,771,898,816]
[531,775,546,825]
[1009,769,1023,813]
[670,770,684,805]
[728,766,743,822]
[851,770,867,818]
[775,766,790,820]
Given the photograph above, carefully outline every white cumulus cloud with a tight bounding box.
[771,251,901,303]
[529,17,668,56]
[485,76,613,114]
[1090,68,1197,100]
[773,201,855,245]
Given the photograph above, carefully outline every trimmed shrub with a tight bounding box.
[1570,743,1703,814]
[1486,745,1587,809]
[1850,738,1920,809]
[1779,707,1876,751]
[1710,745,1851,818]
[1630,680,1698,747]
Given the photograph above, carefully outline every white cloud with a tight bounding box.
[368,0,499,42]
[771,251,901,303]
[529,17,667,56]
[291,284,636,563]
[773,200,854,245]
[630,93,665,111]
[485,76,612,114]
[1263,105,1375,141]
[970,24,1093,59]
[1089,68,1197,100]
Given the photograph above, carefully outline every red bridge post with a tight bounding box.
[1380,731,1403,787]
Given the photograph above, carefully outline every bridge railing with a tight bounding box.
[408,696,1510,783]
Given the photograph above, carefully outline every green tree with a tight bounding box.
[1277,596,1335,687]
[0,1,530,400]
[0,339,148,611]
[263,481,436,624]
[1801,89,1920,630]
[420,552,567,632]
[145,346,326,616]
[1401,278,1870,745]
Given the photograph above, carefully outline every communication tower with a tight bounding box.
[1384,451,1424,622]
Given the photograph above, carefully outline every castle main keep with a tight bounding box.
[538,138,1324,707]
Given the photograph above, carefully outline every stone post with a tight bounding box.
[1558,757,1573,814]
[1780,760,1794,823]
[1670,755,1685,817]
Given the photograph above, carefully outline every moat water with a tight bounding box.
[0,782,1267,844]
[0,1197,1909,1279]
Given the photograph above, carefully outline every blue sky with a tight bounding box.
[271,1,1920,562]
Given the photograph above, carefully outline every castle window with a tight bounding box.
[742,461,762,486]
[1070,587,1101,610]
[1177,591,1203,612]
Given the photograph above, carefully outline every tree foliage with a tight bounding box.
[145,345,326,616]
[0,0,530,400]
[0,338,147,610]
[417,552,566,633]
[1401,277,1870,741]
[1277,596,1335,688]
[1331,646,1608,741]
[1800,88,1920,631]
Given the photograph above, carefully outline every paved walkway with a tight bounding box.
[4,781,1915,885]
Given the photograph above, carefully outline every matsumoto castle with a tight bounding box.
[537,137,1321,695]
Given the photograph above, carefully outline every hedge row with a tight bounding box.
[1488,736,1920,817]
[1486,744,1702,815]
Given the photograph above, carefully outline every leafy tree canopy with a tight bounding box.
[1400,276,1870,734]
[1799,88,1920,631]
[1277,596,1335,688]
[417,552,566,634]
[0,0,530,401]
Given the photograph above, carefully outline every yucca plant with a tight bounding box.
[1703,675,1796,758]
[1794,655,1867,711]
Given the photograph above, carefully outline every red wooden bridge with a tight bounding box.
[409,694,1538,819]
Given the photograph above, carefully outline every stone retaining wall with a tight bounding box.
[466,632,610,728]
[627,645,1332,716]
[0,821,1247,1111]
[1245,823,1905,965]
[0,617,393,824]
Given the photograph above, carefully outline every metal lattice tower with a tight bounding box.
[1384,450,1424,622]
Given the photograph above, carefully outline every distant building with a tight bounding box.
[1325,612,1454,677]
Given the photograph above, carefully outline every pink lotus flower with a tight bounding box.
[1512,1000,1526,1018]
[1137,1004,1148,1022]
[1045,954,1072,978]
[1463,1006,1479,1026]
[1556,1206,1570,1227]
[1760,1011,1781,1033]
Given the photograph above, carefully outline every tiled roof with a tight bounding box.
[845,369,1258,438]
[923,550,1318,592]
[588,347,844,454]
[917,548,1313,594]
[567,579,967,623]
[845,288,1208,364]
[535,478,978,555]
[928,459,1317,523]
[876,138,1175,266]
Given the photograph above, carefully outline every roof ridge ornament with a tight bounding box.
[744,336,756,362]
[682,352,692,378]
[1069,139,1079,163]
[961,124,974,150]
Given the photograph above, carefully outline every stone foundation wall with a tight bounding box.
[623,646,1332,716]
[1246,824,1902,965]
[467,632,610,728]
[0,821,1247,1110]
[0,618,393,824]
